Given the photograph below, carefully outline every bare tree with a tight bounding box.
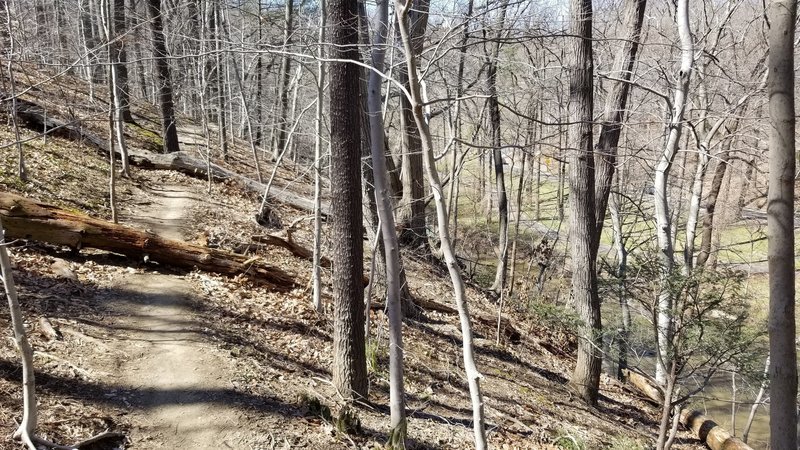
[653,0,693,385]
[395,0,487,446]
[112,0,132,122]
[273,0,294,161]
[591,0,646,254]
[312,0,326,313]
[396,0,430,251]
[5,1,26,182]
[487,0,510,294]
[368,0,407,443]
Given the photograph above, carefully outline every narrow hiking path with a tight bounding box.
[101,184,259,448]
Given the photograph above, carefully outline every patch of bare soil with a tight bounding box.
[93,183,264,448]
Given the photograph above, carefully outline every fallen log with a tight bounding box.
[621,369,753,450]
[251,234,331,268]
[411,297,521,344]
[680,410,752,450]
[7,95,327,216]
[129,151,328,216]
[0,193,297,291]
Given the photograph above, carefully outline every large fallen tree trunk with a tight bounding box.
[7,95,328,216]
[0,193,297,291]
[622,369,753,450]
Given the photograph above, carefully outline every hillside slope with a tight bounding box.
[0,66,704,449]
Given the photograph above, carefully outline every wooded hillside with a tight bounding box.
[0,0,794,448]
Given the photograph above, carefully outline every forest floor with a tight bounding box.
[0,65,712,449]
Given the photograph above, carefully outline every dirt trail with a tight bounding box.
[105,184,256,448]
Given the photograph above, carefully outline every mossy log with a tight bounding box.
[0,193,297,291]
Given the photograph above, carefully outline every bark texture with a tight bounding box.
[367,0,407,440]
[766,0,797,447]
[567,0,602,406]
[329,0,368,400]
[146,0,180,153]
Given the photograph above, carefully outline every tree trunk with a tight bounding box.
[766,0,798,446]
[695,150,730,268]
[591,0,646,255]
[329,0,368,401]
[396,0,430,251]
[273,0,294,161]
[146,0,180,153]
[1,218,38,449]
[396,1,487,446]
[610,188,629,379]
[653,0,692,385]
[488,0,510,294]
[5,2,26,182]
[742,356,769,443]
[567,0,602,406]
[112,0,133,122]
[102,0,130,176]
[312,0,326,313]
[368,0,407,442]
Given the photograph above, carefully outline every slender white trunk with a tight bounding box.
[312,0,326,313]
[395,1,486,446]
[653,0,692,385]
[742,356,769,443]
[5,2,26,182]
[1,219,38,450]
[369,0,406,442]
[220,17,262,183]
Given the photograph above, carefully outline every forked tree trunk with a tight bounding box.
[766,0,797,446]
[2,218,37,449]
[395,1,487,447]
[487,0,510,294]
[567,0,602,405]
[329,0,368,401]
